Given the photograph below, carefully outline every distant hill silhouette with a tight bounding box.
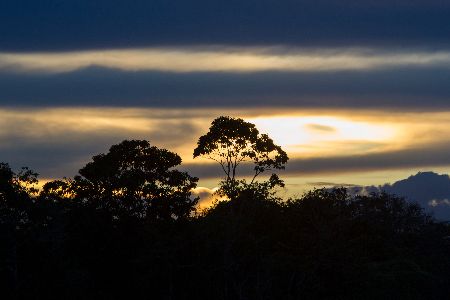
[348,172,450,220]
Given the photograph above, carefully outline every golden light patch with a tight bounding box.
[248,115,398,156]
[191,187,225,210]
[1,107,450,192]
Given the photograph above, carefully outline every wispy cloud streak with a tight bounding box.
[0,108,449,181]
[2,48,450,73]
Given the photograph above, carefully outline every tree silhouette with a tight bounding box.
[70,140,199,221]
[0,155,450,298]
[1,136,450,299]
[0,163,38,227]
[193,116,288,198]
[0,163,40,296]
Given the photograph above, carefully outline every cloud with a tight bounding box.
[14,107,438,216]
[184,142,450,178]
[2,65,450,110]
[1,1,450,51]
[191,187,223,210]
[284,143,450,176]
[306,124,336,133]
[346,172,450,220]
[0,108,204,178]
[0,107,449,186]
[2,48,450,73]
[306,182,359,187]
[429,199,450,207]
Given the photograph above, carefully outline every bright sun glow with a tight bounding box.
[248,116,397,156]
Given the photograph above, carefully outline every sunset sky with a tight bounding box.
[2,0,450,197]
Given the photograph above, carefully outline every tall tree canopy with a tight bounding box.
[193,116,288,198]
[69,140,199,220]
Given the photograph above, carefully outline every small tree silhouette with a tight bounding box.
[193,116,288,199]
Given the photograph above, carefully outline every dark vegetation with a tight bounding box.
[1,117,449,299]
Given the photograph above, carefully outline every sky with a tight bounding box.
[1,0,450,208]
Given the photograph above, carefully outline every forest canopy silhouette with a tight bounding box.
[1,116,449,299]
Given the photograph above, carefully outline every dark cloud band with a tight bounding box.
[1,66,450,110]
[2,0,450,51]
[184,142,450,179]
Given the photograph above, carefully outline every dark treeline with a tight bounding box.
[1,117,450,299]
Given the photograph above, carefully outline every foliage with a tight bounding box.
[0,163,38,227]
[193,116,288,199]
[67,140,198,221]
[1,124,450,299]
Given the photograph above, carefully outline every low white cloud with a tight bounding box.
[429,199,450,207]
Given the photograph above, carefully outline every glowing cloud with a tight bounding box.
[191,187,224,210]
[0,107,449,190]
[248,116,398,156]
[2,47,450,73]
